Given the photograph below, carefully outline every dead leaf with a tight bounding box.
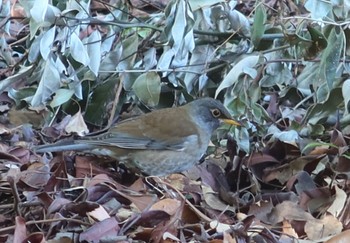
[327,186,346,217]
[305,214,343,241]
[150,198,181,216]
[19,162,50,188]
[325,229,350,243]
[65,110,89,136]
[266,201,314,225]
[79,217,120,242]
[87,205,110,221]
[210,220,231,233]
[282,220,298,238]
[202,185,236,212]
[13,216,27,243]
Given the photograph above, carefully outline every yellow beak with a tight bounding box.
[221,118,242,126]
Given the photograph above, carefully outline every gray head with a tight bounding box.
[185,98,239,132]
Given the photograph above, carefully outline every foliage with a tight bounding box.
[2,0,350,241]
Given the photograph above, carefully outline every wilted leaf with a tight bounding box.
[150,198,182,216]
[19,162,50,188]
[267,201,314,225]
[327,186,346,217]
[0,66,35,93]
[325,230,350,243]
[202,185,236,212]
[65,110,89,136]
[13,216,27,243]
[210,220,231,233]
[87,205,110,221]
[79,217,120,243]
[305,215,343,241]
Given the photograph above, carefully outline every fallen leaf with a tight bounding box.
[305,214,343,241]
[65,110,89,136]
[150,198,182,216]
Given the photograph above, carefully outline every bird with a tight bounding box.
[33,97,241,176]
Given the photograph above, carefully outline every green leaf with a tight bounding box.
[40,26,56,60]
[8,87,37,106]
[30,0,48,23]
[342,79,350,114]
[132,72,161,107]
[234,127,250,153]
[50,89,75,108]
[318,26,344,90]
[303,88,343,124]
[117,33,139,90]
[87,30,101,76]
[184,45,214,93]
[227,10,251,37]
[31,58,61,107]
[70,32,90,66]
[85,77,119,126]
[302,142,337,154]
[188,0,225,11]
[215,55,259,97]
[267,125,300,144]
[28,34,42,63]
[304,0,332,19]
[252,4,266,46]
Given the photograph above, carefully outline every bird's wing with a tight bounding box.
[78,132,197,151]
[78,106,201,151]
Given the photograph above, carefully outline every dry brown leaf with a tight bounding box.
[223,231,236,243]
[325,230,350,243]
[79,217,120,242]
[305,214,343,241]
[165,173,187,191]
[65,110,89,136]
[0,124,11,135]
[327,185,346,217]
[8,109,46,127]
[24,233,46,243]
[87,173,116,187]
[282,220,298,238]
[19,162,50,188]
[150,198,181,216]
[87,205,110,221]
[202,185,236,212]
[13,216,27,243]
[267,201,314,225]
[162,232,180,241]
[210,220,231,233]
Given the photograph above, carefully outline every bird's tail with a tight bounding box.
[33,140,95,153]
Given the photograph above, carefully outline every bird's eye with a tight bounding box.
[211,108,221,118]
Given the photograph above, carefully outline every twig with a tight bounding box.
[7,177,21,217]
[107,79,124,128]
